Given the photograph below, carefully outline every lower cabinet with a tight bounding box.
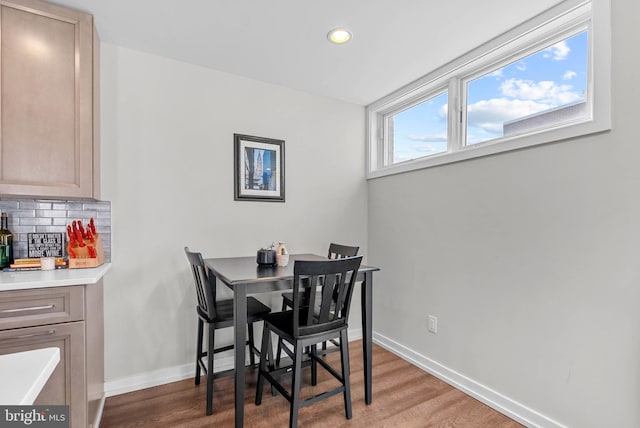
[0,282,103,428]
[0,322,85,421]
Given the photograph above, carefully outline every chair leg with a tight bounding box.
[339,330,352,420]
[248,323,256,367]
[206,324,215,416]
[275,299,288,367]
[255,324,271,405]
[311,344,318,386]
[195,318,203,385]
[290,343,304,428]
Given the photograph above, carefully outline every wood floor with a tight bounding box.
[101,341,523,427]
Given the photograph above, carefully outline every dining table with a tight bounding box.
[204,253,380,428]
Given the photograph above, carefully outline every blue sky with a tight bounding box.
[392,31,588,163]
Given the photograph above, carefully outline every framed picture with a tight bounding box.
[234,134,285,202]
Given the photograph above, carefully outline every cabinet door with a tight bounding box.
[0,322,86,428]
[0,0,95,198]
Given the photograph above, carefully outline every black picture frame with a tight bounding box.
[234,134,285,202]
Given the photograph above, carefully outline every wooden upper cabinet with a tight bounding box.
[0,0,99,199]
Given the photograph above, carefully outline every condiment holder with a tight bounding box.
[276,242,289,267]
[256,246,276,266]
[257,242,290,267]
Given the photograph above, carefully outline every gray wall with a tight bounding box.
[368,1,640,427]
[99,44,367,389]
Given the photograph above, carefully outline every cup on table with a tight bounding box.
[40,257,55,271]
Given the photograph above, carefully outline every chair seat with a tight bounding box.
[198,296,271,328]
[264,308,344,343]
[263,309,297,339]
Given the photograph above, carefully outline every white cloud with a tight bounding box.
[516,62,527,71]
[563,70,577,80]
[407,134,448,143]
[467,98,552,133]
[437,103,448,120]
[544,40,570,60]
[500,78,581,105]
[393,132,448,161]
[488,68,504,78]
[412,143,443,154]
[466,77,583,135]
[394,141,446,161]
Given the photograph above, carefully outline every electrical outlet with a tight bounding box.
[428,315,438,334]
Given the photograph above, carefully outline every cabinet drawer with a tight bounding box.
[0,286,84,330]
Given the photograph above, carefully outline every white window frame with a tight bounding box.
[366,0,611,179]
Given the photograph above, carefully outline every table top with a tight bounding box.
[205,253,379,286]
[0,263,112,292]
[0,347,60,405]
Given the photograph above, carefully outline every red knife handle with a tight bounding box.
[86,228,95,243]
[75,230,85,247]
[87,245,96,258]
[68,246,76,258]
[72,220,85,246]
[78,221,86,239]
[67,225,74,242]
[89,218,96,235]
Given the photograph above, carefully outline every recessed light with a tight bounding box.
[327,28,352,44]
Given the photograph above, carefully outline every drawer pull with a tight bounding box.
[2,330,57,340]
[0,304,55,314]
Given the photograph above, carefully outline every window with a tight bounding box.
[367,0,610,178]
[388,91,448,163]
[465,30,588,146]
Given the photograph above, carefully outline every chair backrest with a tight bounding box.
[184,247,217,320]
[327,243,359,300]
[292,256,363,338]
[327,243,359,259]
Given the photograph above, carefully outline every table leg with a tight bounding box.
[361,271,373,404]
[233,283,247,428]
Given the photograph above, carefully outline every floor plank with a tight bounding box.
[101,341,523,427]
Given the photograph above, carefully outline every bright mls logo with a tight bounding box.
[0,406,69,427]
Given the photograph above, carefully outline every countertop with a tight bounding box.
[0,347,60,405]
[0,263,111,292]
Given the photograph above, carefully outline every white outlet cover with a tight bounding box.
[428,315,437,334]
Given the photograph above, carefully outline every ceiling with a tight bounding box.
[49,0,563,106]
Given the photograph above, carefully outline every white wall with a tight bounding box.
[99,44,367,390]
[368,2,640,427]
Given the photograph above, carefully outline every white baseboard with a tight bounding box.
[104,327,363,398]
[104,362,195,397]
[373,332,565,428]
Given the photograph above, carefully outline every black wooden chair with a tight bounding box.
[184,247,271,415]
[275,243,359,366]
[255,256,363,428]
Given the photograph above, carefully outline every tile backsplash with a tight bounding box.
[0,198,111,261]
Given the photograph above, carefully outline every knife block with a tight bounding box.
[68,235,106,269]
